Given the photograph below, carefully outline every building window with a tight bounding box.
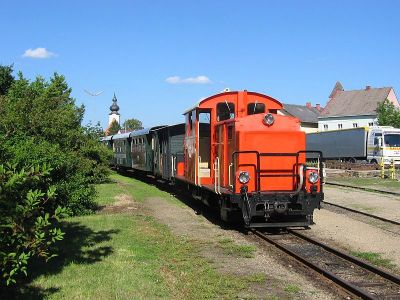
[247,103,265,115]
[369,122,374,127]
[353,123,358,128]
[323,124,328,130]
[338,124,343,129]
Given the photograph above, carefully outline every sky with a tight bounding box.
[1,0,400,129]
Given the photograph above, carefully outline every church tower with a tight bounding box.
[108,93,120,125]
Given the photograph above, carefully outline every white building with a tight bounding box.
[318,82,400,131]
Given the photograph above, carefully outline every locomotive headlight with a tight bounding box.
[308,171,319,184]
[238,171,250,184]
[263,113,275,126]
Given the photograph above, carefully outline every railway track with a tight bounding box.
[253,229,400,299]
[326,182,400,197]
[323,202,400,226]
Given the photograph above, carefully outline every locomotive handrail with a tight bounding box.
[298,150,324,193]
[198,156,202,187]
[228,163,233,189]
[231,150,324,194]
[213,157,221,194]
[232,151,260,192]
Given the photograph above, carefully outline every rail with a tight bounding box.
[253,229,400,299]
[323,201,400,226]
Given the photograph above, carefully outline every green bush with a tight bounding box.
[0,164,68,286]
[0,64,112,287]
[0,71,112,215]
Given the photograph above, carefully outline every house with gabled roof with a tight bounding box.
[318,82,400,131]
[279,102,322,133]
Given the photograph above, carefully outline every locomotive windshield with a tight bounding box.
[384,134,400,147]
[247,103,265,115]
[217,102,235,121]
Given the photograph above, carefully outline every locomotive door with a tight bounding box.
[215,125,225,191]
[214,123,235,191]
[184,110,197,184]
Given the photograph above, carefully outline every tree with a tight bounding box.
[107,119,121,135]
[0,72,111,215]
[0,70,112,286]
[0,64,14,95]
[123,118,143,131]
[377,99,400,128]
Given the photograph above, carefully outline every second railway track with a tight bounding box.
[253,229,400,299]
[323,201,400,226]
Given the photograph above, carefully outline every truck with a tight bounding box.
[307,126,400,165]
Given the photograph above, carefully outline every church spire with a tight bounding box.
[109,93,120,115]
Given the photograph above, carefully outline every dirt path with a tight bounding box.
[324,185,400,222]
[143,197,339,300]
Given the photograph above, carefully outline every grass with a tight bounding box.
[348,203,378,213]
[218,237,257,258]
[284,284,301,294]
[351,251,396,269]
[246,273,267,283]
[107,173,186,207]
[11,172,263,299]
[329,177,400,193]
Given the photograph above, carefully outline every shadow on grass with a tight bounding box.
[118,169,248,234]
[0,222,118,300]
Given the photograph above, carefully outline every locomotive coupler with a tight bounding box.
[274,202,288,214]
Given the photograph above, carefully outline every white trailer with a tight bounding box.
[307,126,400,165]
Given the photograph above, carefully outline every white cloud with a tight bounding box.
[22,47,56,59]
[165,75,211,84]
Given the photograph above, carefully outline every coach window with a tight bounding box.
[217,102,235,121]
[247,103,265,115]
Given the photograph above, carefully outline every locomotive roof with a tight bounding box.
[183,90,282,114]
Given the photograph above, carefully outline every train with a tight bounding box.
[102,90,324,228]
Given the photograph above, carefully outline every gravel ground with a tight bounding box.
[324,185,400,222]
[310,208,400,270]
[143,197,339,300]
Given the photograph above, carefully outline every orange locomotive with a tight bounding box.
[175,90,324,228]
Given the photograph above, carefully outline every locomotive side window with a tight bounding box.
[247,103,265,115]
[188,111,195,131]
[217,102,235,121]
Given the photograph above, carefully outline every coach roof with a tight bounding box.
[129,126,167,137]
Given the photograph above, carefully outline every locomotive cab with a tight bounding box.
[178,90,324,228]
